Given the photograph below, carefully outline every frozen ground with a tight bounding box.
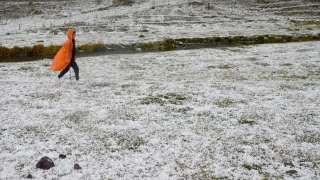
[0,41,320,179]
[1,0,320,179]
[0,0,320,48]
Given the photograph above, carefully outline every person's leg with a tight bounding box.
[58,65,70,79]
[70,61,79,81]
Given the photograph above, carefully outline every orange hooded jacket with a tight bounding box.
[50,29,76,71]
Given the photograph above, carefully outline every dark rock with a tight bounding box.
[139,35,145,38]
[59,154,67,159]
[286,170,298,175]
[36,156,54,170]
[26,174,32,178]
[74,163,82,170]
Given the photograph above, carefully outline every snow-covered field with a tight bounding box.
[1,41,320,179]
[1,0,319,48]
[1,0,320,179]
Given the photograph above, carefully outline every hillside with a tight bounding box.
[0,0,319,48]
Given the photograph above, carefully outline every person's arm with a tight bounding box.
[66,41,72,63]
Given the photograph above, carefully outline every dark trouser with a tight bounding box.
[58,60,79,80]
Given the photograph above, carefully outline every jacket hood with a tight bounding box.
[67,29,75,40]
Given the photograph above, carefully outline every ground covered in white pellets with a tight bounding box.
[0,41,319,179]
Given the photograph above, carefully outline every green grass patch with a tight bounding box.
[78,43,107,53]
[0,43,108,58]
[139,42,157,51]
[1,34,319,59]
[296,21,320,27]
[113,0,134,5]
[157,39,177,51]
[45,45,61,55]
[139,39,178,51]
[1,44,60,57]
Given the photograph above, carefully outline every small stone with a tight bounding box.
[26,174,32,178]
[59,154,67,159]
[36,156,54,170]
[74,163,82,170]
[139,35,145,38]
[286,170,298,175]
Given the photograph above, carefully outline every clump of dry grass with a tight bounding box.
[78,43,106,53]
[112,0,134,5]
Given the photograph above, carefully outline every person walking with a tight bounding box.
[51,28,79,81]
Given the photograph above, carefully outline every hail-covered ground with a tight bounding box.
[1,0,320,179]
[0,0,319,48]
[1,41,320,179]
